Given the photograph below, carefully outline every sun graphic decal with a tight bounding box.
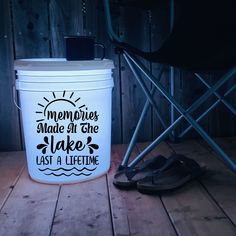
[36,91,86,123]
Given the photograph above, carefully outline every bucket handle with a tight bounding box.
[13,85,21,110]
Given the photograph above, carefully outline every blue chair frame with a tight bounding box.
[103,0,236,172]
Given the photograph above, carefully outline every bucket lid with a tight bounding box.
[14,58,114,72]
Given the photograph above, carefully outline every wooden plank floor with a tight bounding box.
[0,138,235,236]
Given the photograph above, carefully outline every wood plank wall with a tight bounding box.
[0,0,21,151]
[0,0,235,151]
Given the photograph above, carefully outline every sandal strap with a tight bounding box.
[149,154,201,178]
[125,155,166,180]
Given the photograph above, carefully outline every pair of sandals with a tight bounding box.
[113,154,204,194]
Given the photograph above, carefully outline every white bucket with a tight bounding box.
[14,58,114,184]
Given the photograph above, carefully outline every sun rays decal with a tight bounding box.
[35,91,100,177]
[36,91,85,122]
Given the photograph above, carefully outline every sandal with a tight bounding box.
[137,154,204,194]
[113,155,167,189]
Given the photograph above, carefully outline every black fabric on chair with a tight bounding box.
[111,0,162,9]
[104,0,236,174]
[113,0,236,71]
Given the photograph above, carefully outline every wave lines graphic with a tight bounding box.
[45,172,92,177]
[38,167,97,172]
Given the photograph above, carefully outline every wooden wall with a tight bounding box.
[0,0,235,151]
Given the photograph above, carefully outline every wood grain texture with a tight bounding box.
[173,72,236,139]
[136,141,173,160]
[140,140,236,236]
[11,0,50,149]
[216,137,236,158]
[0,152,25,209]
[178,73,214,138]
[162,182,236,236]
[0,141,235,235]
[12,0,50,58]
[49,0,83,57]
[119,8,152,143]
[108,144,177,236]
[206,74,236,137]
[151,1,172,138]
[194,138,236,224]
[0,0,21,151]
[167,139,236,233]
[84,0,97,36]
[49,0,122,143]
[93,0,122,143]
[1,1,235,150]
[107,145,130,236]
[0,169,59,236]
[51,176,113,236]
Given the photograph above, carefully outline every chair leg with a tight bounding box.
[170,66,176,141]
[125,52,236,115]
[120,87,153,168]
[129,116,183,167]
[124,51,236,172]
[124,59,169,130]
[119,66,166,169]
[179,84,236,138]
[182,106,236,172]
[194,73,236,115]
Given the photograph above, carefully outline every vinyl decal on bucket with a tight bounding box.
[35,91,100,177]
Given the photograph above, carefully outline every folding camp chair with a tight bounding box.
[103,0,236,173]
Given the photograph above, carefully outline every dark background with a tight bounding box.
[0,0,235,151]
